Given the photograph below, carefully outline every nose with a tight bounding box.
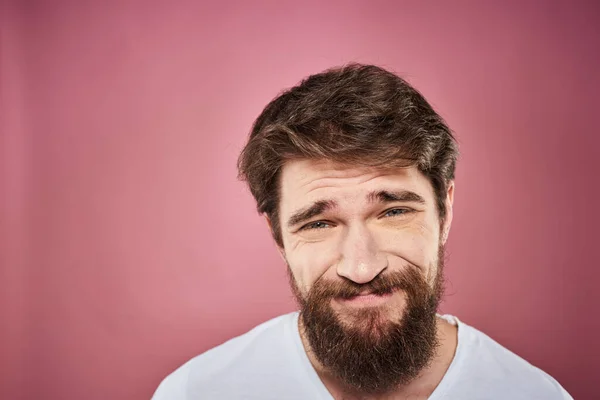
[336,223,388,284]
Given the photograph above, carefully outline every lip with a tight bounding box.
[338,292,393,307]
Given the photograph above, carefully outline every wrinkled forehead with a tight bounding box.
[278,159,435,213]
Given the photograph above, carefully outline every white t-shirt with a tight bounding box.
[152,312,572,399]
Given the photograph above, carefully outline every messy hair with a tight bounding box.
[238,63,458,246]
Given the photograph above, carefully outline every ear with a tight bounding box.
[264,215,286,262]
[441,181,455,245]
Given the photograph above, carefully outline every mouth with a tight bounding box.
[337,291,394,307]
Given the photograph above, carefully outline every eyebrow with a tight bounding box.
[366,190,426,205]
[286,190,426,228]
[287,200,336,228]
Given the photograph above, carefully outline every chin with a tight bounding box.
[336,305,406,339]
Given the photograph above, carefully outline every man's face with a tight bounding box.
[278,159,452,310]
[275,159,454,393]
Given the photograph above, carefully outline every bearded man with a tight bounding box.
[152,64,572,399]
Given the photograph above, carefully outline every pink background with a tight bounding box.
[1,1,598,399]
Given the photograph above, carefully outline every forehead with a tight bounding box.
[279,159,434,210]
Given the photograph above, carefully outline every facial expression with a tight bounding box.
[274,159,454,393]
[277,159,453,317]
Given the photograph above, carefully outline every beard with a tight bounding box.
[289,244,445,396]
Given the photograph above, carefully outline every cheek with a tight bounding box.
[286,241,339,294]
[377,223,439,273]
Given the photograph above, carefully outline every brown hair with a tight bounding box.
[238,63,458,246]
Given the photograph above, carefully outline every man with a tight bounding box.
[152,64,572,399]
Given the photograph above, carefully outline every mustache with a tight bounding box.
[308,269,425,300]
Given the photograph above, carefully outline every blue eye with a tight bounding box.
[302,221,330,230]
[384,208,410,217]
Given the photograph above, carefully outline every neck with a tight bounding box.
[298,315,458,400]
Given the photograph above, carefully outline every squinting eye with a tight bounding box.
[384,208,410,217]
[302,221,330,230]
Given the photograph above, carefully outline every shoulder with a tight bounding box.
[447,317,572,400]
[151,312,299,400]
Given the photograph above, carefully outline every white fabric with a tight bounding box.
[152,312,572,400]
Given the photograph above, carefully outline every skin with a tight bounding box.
[267,159,458,399]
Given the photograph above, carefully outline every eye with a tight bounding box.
[383,208,412,218]
[301,221,331,230]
